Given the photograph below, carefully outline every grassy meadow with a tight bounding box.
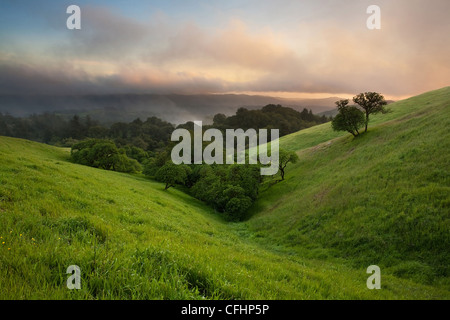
[248,87,450,288]
[0,87,449,299]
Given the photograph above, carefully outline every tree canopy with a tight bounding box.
[353,92,388,132]
[209,104,330,137]
[155,161,192,190]
[71,139,142,173]
[278,148,300,180]
[331,99,366,137]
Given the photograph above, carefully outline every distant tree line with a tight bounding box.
[0,104,330,150]
[177,105,330,137]
[0,113,175,152]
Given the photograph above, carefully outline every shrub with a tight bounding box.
[71,139,142,173]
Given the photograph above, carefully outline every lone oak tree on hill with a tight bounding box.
[278,148,299,180]
[331,99,365,137]
[353,92,387,132]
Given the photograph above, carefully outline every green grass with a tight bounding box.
[0,87,449,299]
[246,86,450,289]
[280,87,450,151]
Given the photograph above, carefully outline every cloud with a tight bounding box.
[0,58,232,95]
[55,6,151,61]
[150,20,300,72]
[1,1,449,97]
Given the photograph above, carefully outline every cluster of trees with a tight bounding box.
[331,92,388,137]
[143,146,298,221]
[147,159,262,221]
[71,139,142,173]
[0,113,174,152]
[190,164,261,221]
[176,105,330,137]
[107,117,174,151]
[0,113,72,144]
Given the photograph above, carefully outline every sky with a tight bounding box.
[0,0,449,100]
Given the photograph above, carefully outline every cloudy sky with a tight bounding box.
[0,0,449,100]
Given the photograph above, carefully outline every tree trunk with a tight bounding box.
[365,112,369,132]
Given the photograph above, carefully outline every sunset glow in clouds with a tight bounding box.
[1,0,449,99]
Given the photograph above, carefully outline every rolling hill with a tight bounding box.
[0,87,449,299]
[247,86,450,287]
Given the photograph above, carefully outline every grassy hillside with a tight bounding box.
[0,87,449,300]
[280,87,450,152]
[246,87,450,288]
